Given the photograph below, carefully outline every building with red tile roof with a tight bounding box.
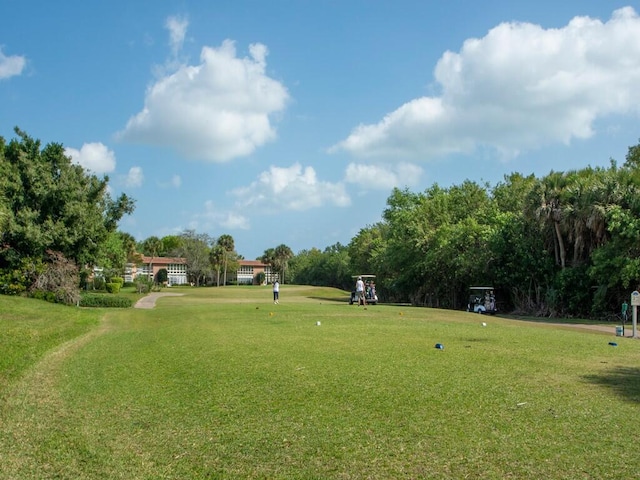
[125,256,188,285]
[236,260,277,285]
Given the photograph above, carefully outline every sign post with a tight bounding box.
[631,291,640,338]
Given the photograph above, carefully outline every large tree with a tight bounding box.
[0,128,135,272]
[95,231,128,279]
[161,235,183,257]
[175,230,212,286]
[348,223,386,276]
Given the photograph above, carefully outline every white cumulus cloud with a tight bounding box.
[157,174,182,188]
[192,201,250,231]
[220,212,250,230]
[125,166,144,187]
[232,163,351,211]
[166,15,188,56]
[65,142,116,174]
[345,162,423,190]
[0,47,26,79]
[118,32,289,162]
[332,6,640,160]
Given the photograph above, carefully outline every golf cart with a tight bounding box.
[467,286,497,314]
[350,275,378,305]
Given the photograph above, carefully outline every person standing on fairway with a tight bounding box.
[273,280,280,304]
[355,276,366,306]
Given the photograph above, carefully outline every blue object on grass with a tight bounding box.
[435,343,444,350]
[608,342,618,347]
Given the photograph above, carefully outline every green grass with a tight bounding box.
[0,296,101,391]
[1,286,639,479]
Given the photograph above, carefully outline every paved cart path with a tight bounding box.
[133,292,184,309]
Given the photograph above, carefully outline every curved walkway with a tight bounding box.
[133,292,184,309]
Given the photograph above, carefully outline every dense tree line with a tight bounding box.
[288,141,640,318]
[289,243,351,290]
[3,127,640,318]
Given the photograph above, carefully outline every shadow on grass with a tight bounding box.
[463,337,491,343]
[503,315,603,325]
[583,367,640,403]
[308,296,350,303]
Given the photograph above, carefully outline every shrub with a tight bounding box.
[0,257,45,295]
[29,289,58,303]
[79,293,133,308]
[105,283,121,294]
[92,277,106,291]
[110,277,124,286]
[156,268,168,284]
[135,276,152,294]
[0,270,28,295]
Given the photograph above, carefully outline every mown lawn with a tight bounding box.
[1,286,639,479]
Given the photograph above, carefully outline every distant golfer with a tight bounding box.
[273,280,280,304]
[355,276,366,306]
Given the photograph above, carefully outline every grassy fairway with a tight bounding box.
[1,286,639,479]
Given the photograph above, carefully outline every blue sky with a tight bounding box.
[2,1,639,260]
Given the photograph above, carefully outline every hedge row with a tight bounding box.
[80,293,133,308]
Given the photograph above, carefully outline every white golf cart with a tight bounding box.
[350,275,378,305]
[467,286,497,314]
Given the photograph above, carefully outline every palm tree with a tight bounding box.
[140,235,163,283]
[217,234,235,286]
[260,248,275,265]
[274,244,293,284]
[563,167,609,265]
[140,236,162,257]
[260,248,276,283]
[209,244,225,286]
[528,172,568,268]
[119,232,137,261]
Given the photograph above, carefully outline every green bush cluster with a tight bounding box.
[0,257,45,295]
[79,293,133,308]
[105,283,121,294]
[29,290,59,303]
[135,277,153,294]
[0,270,28,295]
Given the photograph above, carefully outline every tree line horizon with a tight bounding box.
[2,127,640,318]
